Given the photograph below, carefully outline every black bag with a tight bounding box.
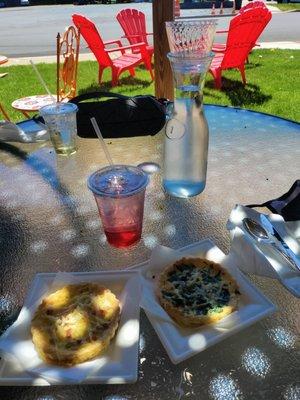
[69,92,166,139]
[247,180,300,221]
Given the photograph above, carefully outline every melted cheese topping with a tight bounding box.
[32,284,119,352]
[162,263,235,316]
[55,308,89,340]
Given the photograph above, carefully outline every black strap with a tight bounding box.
[246,179,300,220]
[246,200,272,209]
[246,180,300,209]
[32,115,46,126]
[70,91,128,104]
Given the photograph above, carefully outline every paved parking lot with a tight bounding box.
[0,3,299,57]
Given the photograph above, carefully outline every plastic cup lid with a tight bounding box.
[88,165,149,198]
[39,102,78,116]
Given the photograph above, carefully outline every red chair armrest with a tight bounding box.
[105,42,147,53]
[121,34,140,39]
[216,29,229,34]
[121,33,153,39]
[104,39,123,47]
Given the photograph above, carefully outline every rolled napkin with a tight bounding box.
[0,119,48,143]
[227,205,300,297]
[268,213,300,257]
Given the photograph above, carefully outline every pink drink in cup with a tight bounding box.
[88,165,149,248]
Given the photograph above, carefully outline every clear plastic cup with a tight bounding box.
[40,102,78,156]
[88,165,149,248]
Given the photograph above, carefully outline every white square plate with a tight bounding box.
[139,240,276,364]
[0,270,141,386]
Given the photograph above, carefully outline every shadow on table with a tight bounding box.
[0,205,27,334]
[0,142,100,271]
[156,194,226,250]
[0,206,27,270]
[205,78,272,107]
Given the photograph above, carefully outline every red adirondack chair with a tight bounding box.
[72,14,153,86]
[212,1,267,53]
[209,6,272,89]
[116,9,154,59]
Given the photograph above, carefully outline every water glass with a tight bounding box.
[40,102,78,156]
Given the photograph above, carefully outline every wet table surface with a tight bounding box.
[0,105,299,399]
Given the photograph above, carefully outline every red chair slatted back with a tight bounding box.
[222,7,272,69]
[116,9,148,46]
[72,14,112,68]
[240,0,267,12]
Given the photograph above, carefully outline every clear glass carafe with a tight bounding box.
[163,51,214,198]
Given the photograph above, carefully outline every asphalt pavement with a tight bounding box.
[0,3,299,58]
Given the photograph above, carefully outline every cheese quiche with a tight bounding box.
[31,283,120,367]
[157,257,240,327]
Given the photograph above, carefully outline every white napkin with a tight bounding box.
[268,214,300,257]
[0,271,140,384]
[0,121,32,142]
[0,120,48,143]
[227,205,300,297]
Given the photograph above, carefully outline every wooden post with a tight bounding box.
[152,0,174,100]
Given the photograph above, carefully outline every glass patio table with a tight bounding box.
[0,105,299,399]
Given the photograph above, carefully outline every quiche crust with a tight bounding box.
[31,283,120,367]
[157,257,240,327]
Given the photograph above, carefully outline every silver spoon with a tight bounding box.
[243,218,300,273]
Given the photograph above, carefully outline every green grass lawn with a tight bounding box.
[1,49,299,122]
[273,3,300,11]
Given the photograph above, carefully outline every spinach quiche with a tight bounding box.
[157,257,240,327]
[31,283,120,367]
